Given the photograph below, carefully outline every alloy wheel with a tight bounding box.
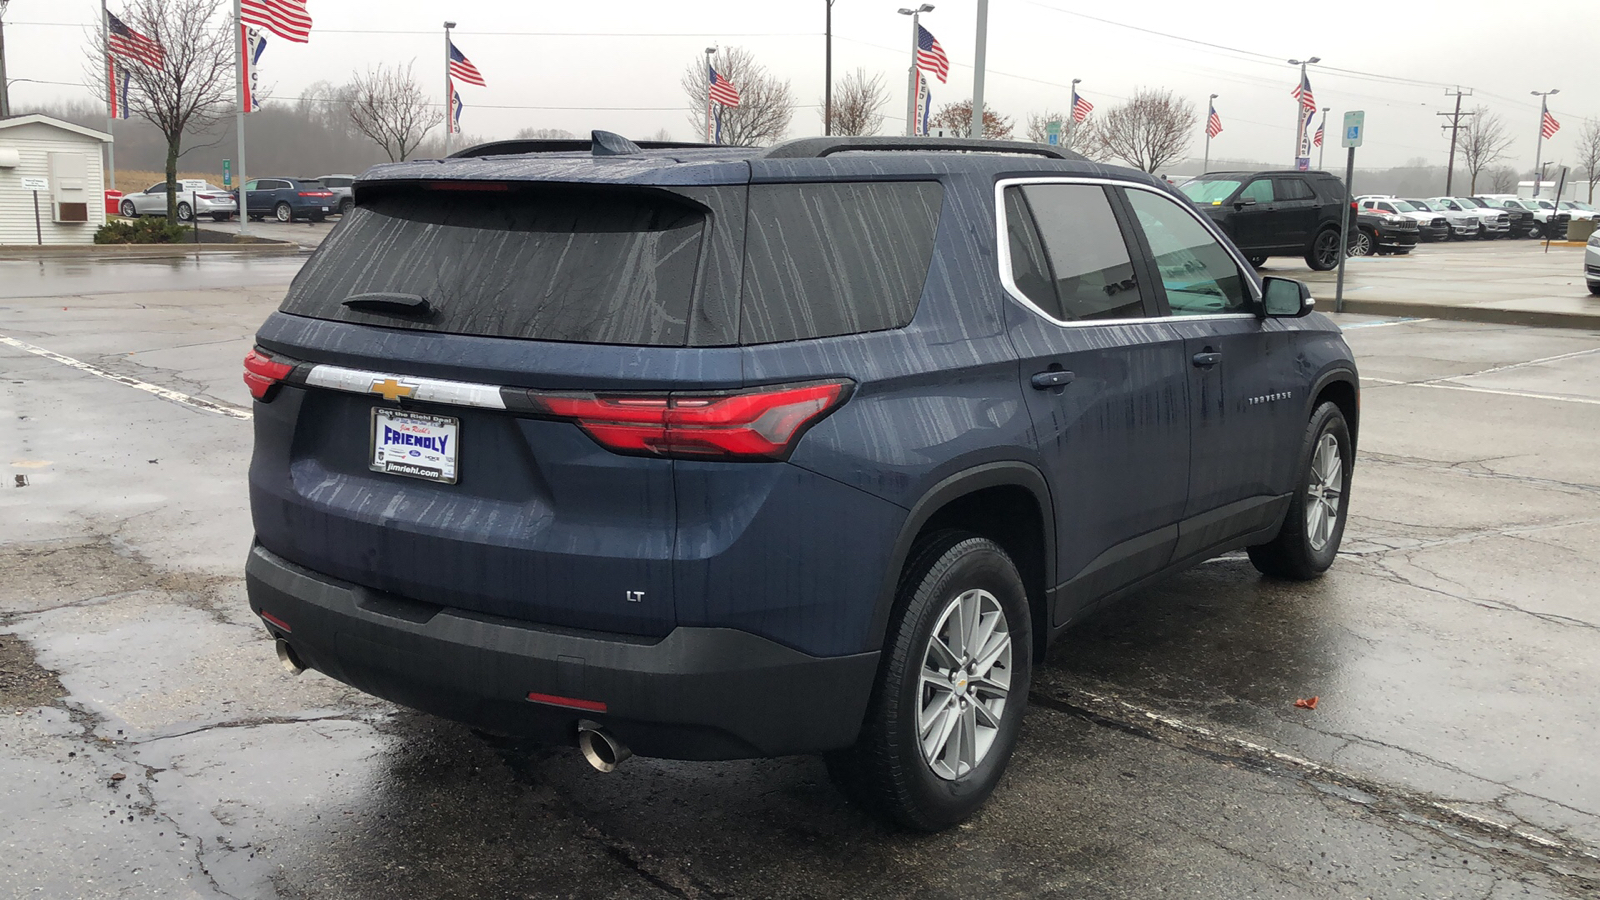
[918,588,1012,780]
[1304,433,1344,552]
[1313,231,1340,269]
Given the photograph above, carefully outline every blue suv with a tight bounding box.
[243,134,1359,830]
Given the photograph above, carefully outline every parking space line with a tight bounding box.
[1340,317,1436,329]
[1361,376,1600,407]
[0,333,252,420]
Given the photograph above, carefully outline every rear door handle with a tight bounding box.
[1192,352,1222,369]
[1030,370,1076,389]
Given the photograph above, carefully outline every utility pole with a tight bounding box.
[1437,86,1472,196]
[1531,88,1559,197]
[823,1,833,135]
[0,0,12,119]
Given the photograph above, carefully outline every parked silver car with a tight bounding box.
[1428,197,1510,239]
[1587,230,1600,296]
[117,182,238,222]
[1404,198,1479,240]
[313,174,355,215]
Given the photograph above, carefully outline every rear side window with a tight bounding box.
[1277,178,1316,201]
[279,185,705,346]
[1004,184,1143,321]
[739,181,942,344]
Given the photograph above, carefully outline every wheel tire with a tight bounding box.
[211,213,231,222]
[339,198,354,215]
[1248,402,1353,580]
[249,215,264,222]
[274,202,292,223]
[825,530,1032,832]
[119,200,136,218]
[1305,228,1342,271]
[1589,282,1600,297]
[1352,229,1375,257]
[1246,255,1268,269]
[176,202,192,222]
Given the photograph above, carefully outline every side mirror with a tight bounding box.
[1234,196,1257,209]
[1261,276,1314,318]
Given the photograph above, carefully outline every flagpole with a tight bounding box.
[704,47,715,144]
[1068,78,1080,146]
[101,0,115,191]
[903,8,921,137]
[1531,89,1558,197]
[233,0,248,234]
[1204,93,1217,174]
[1318,107,1329,169]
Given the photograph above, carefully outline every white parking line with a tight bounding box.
[0,333,252,420]
[1362,376,1600,407]
[1340,317,1437,329]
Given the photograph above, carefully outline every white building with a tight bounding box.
[0,115,112,245]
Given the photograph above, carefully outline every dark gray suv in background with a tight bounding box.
[244,134,1360,831]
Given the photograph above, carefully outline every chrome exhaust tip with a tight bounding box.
[275,638,306,676]
[576,719,631,773]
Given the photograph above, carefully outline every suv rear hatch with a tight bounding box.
[249,169,751,637]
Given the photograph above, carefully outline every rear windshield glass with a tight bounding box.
[278,185,705,346]
[1179,179,1241,204]
[739,181,942,344]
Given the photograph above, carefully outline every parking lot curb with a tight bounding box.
[0,242,302,260]
[1337,298,1600,331]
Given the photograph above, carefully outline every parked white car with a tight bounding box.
[1428,197,1510,239]
[1355,196,1450,242]
[117,182,238,222]
[1479,195,1572,238]
[1557,200,1598,222]
[1403,198,1480,239]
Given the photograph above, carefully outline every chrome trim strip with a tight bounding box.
[993,175,1263,329]
[303,364,508,410]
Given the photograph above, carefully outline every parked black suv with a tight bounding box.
[244,134,1360,831]
[1179,170,1353,271]
[1352,207,1420,255]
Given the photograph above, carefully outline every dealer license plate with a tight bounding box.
[370,408,458,484]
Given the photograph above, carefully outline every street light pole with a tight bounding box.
[0,0,12,119]
[971,0,988,139]
[1288,56,1320,167]
[1204,93,1217,174]
[1531,88,1559,197]
[899,5,932,137]
[823,1,833,136]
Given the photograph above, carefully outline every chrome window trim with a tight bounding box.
[993,176,1261,329]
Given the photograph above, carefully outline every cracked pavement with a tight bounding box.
[3,257,1600,897]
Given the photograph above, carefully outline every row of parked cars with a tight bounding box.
[1358,194,1594,245]
[116,175,357,223]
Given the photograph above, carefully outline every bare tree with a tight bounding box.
[513,127,577,140]
[680,47,794,146]
[342,61,436,162]
[1025,110,1103,159]
[1094,88,1196,174]
[1574,119,1600,203]
[1487,165,1518,193]
[1460,106,1513,194]
[646,127,674,142]
[928,100,1013,140]
[822,68,888,136]
[84,0,234,219]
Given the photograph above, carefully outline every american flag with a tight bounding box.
[1072,91,1093,123]
[240,0,311,44]
[1542,110,1561,139]
[449,41,486,87]
[709,67,740,107]
[1313,122,1324,147]
[1206,105,1223,138]
[916,25,949,84]
[107,12,164,68]
[1291,71,1316,113]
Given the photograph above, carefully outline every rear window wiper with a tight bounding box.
[341,292,432,316]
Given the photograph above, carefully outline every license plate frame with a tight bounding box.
[369,407,459,484]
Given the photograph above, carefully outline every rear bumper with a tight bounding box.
[245,542,879,760]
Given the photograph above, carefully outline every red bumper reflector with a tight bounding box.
[259,611,292,633]
[526,691,608,713]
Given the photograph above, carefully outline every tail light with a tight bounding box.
[243,348,293,400]
[298,191,334,197]
[526,380,852,461]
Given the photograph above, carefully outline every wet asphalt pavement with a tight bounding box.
[3,246,1600,898]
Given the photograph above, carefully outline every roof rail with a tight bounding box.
[448,138,716,159]
[762,136,1078,161]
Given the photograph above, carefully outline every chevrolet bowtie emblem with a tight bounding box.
[370,378,416,401]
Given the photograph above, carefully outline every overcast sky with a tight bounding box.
[7,0,1596,170]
